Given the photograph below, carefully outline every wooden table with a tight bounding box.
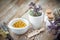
[0,0,60,40]
[9,12,55,40]
[0,0,60,23]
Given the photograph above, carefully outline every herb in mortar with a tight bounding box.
[29,2,42,16]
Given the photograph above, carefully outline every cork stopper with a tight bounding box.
[46,9,52,14]
[46,9,54,20]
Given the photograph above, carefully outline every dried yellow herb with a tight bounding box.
[13,20,26,28]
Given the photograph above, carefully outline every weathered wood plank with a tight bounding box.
[0,0,17,17]
[9,0,60,40]
[0,0,32,23]
[0,0,60,40]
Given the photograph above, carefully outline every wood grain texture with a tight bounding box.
[0,0,30,23]
[0,0,60,40]
[0,0,60,22]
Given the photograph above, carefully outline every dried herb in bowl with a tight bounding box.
[13,20,26,28]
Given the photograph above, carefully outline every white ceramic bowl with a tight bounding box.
[28,10,44,29]
[8,18,29,34]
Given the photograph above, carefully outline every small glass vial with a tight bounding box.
[45,9,56,34]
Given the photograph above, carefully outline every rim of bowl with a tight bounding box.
[8,18,30,29]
